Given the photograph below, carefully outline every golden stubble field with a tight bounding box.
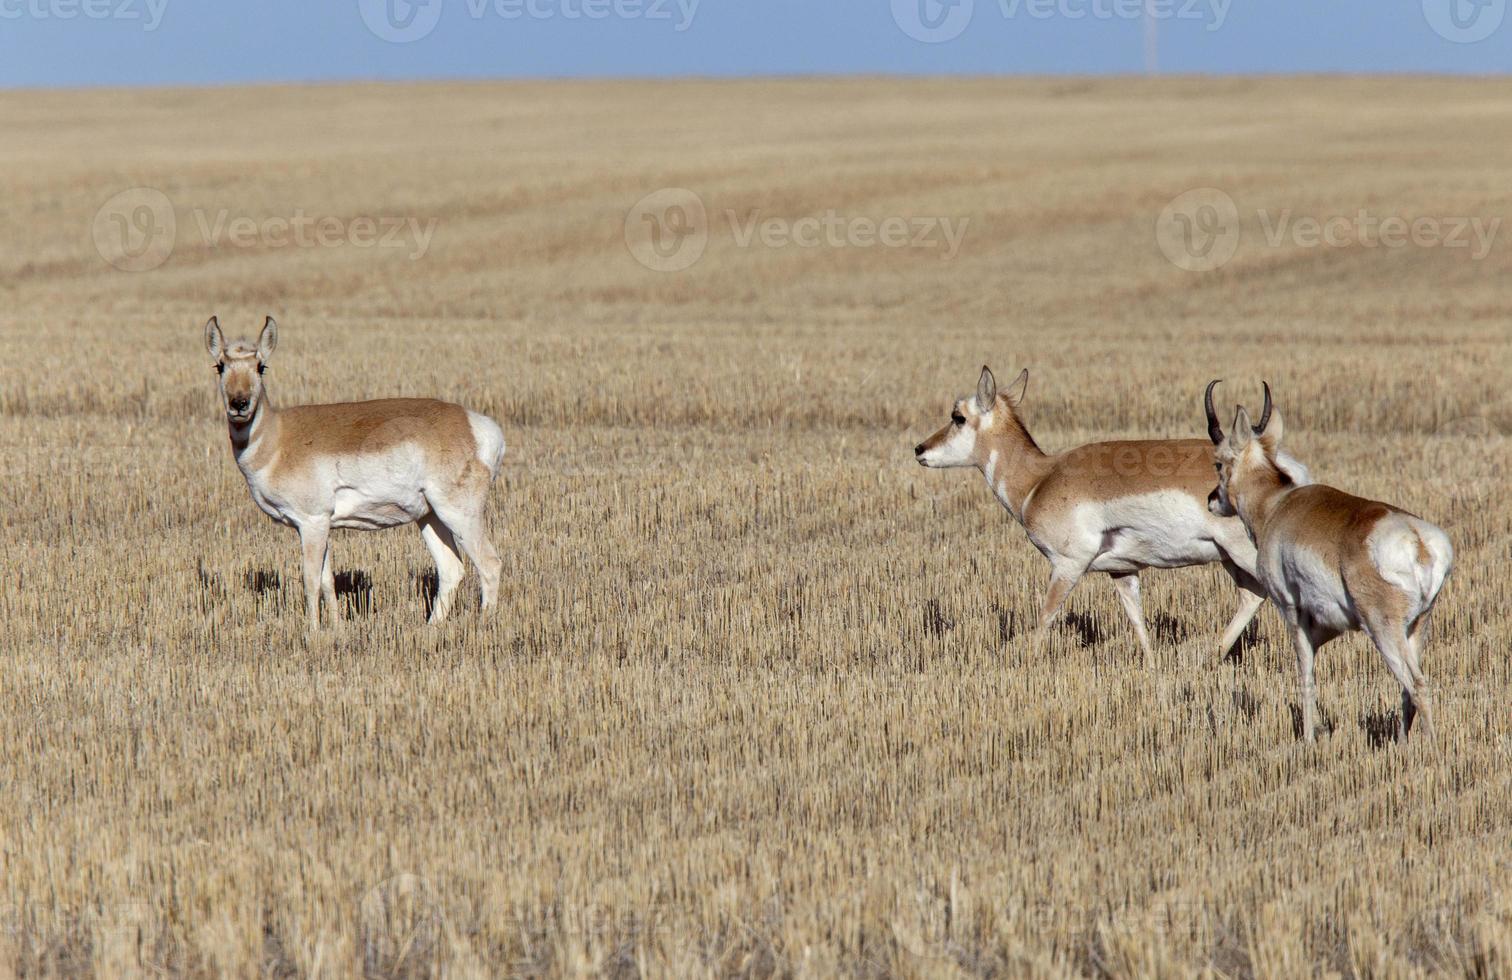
[0,77,1509,977]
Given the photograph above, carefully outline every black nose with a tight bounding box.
[914,443,926,456]
[230,397,250,412]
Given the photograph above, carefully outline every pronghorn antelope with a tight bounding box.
[914,366,1270,667]
[1207,383,1452,742]
[205,316,506,629]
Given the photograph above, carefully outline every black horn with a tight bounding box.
[1253,382,1272,435]
[1204,380,1224,444]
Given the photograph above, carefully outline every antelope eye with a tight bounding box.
[257,364,266,375]
[951,413,966,425]
[216,363,224,375]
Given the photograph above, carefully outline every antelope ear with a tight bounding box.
[1230,407,1254,450]
[205,316,225,363]
[1257,407,1283,451]
[257,316,279,361]
[1005,367,1029,405]
[976,366,997,414]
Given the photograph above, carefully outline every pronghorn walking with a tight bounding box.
[205,316,506,628]
[914,366,1270,666]
[1206,383,1452,742]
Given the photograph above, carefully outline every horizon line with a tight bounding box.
[4,68,1511,95]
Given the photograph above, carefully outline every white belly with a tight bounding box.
[238,443,433,531]
[331,487,426,529]
[330,450,428,530]
[1082,492,1224,572]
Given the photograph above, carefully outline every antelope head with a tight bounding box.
[205,316,278,425]
[1205,380,1283,517]
[915,365,1030,468]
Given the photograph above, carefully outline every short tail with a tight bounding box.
[1411,525,1452,615]
[467,410,507,480]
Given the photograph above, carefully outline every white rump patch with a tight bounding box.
[1367,516,1453,617]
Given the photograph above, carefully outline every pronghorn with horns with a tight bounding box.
[915,366,1275,666]
[205,316,506,628]
[1206,382,1452,742]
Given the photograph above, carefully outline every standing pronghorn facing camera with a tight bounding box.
[205,316,506,629]
[1206,383,1452,742]
[914,367,1269,667]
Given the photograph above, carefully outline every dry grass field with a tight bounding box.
[1,77,1509,977]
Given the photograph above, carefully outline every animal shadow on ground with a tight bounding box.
[1230,687,1261,722]
[922,598,956,637]
[1149,612,1189,646]
[413,569,440,620]
[244,569,281,596]
[1220,620,1264,665]
[997,608,1023,644]
[1208,686,1264,736]
[1361,708,1404,750]
[1061,611,1105,649]
[1289,704,1337,741]
[336,570,374,618]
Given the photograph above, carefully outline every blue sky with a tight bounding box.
[0,0,1506,87]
